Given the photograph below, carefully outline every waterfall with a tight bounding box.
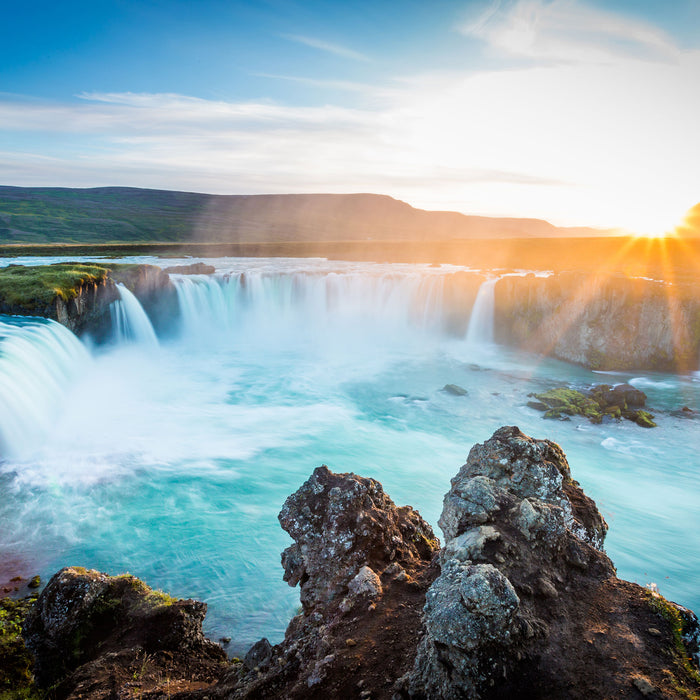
[110,284,159,347]
[171,270,453,344]
[465,278,497,345]
[0,317,91,457]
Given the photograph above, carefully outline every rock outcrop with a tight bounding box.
[495,272,700,371]
[400,426,699,699]
[7,431,699,699]
[528,383,657,427]
[23,566,226,698]
[206,466,441,699]
[163,262,216,275]
[0,262,176,338]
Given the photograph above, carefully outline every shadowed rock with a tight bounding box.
[400,426,699,699]
[23,566,226,697]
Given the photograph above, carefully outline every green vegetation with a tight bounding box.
[0,596,41,700]
[0,263,111,310]
[0,186,206,244]
[532,388,604,423]
[0,262,140,312]
[647,591,700,697]
[529,384,657,427]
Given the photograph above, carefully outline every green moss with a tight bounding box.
[0,597,42,698]
[647,591,700,694]
[0,262,144,314]
[631,409,657,428]
[0,263,110,310]
[535,388,603,423]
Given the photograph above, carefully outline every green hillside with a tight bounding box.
[0,186,616,244]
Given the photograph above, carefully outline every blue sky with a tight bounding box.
[2,0,700,232]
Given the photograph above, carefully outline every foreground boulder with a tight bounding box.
[400,426,699,699]
[23,566,226,698]
[205,466,441,699]
[9,431,699,699]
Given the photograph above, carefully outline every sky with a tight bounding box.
[1,0,699,234]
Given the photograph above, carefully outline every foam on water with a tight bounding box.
[0,256,699,653]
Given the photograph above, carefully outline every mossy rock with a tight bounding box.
[0,262,141,313]
[628,409,657,428]
[534,388,603,423]
[647,591,700,689]
[0,596,41,699]
[0,263,111,310]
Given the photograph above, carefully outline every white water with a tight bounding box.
[1,256,699,655]
[465,277,497,345]
[110,283,159,346]
[0,317,91,458]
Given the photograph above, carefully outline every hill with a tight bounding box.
[0,186,617,244]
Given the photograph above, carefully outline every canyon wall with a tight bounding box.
[494,273,700,372]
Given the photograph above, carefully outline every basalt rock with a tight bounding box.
[9,434,699,699]
[23,566,226,698]
[494,272,700,372]
[278,465,439,615]
[400,426,699,699]
[202,466,441,699]
[163,262,216,275]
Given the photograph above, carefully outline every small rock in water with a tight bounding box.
[244,638,273,670]
[27,575,41,589]
[442,384,468,396]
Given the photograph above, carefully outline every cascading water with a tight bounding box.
[1,256,699,654]
[0,317,91,458]
[110,283,159,347]
[465,277,497,345]
[171,269,450,352]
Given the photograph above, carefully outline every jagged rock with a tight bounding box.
[278,465,439,615]
[244,637,273,670]
[163,262,216,275]
[23,566,226,697]
[205,466,440,699]
[401,426,699,699]
[9,434,699,700]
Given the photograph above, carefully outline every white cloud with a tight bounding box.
[1,1,699,234]
[280,34,370,62]
[460,0,679,63]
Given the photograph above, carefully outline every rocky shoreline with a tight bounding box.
[2,427,698,699]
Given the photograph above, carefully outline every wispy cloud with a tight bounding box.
[459,0,679,63]
[1,1,699,233]
[280,33,370,62]
[252,73,372,93]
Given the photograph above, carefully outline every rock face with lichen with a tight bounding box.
[7,432,700,699]
[208,465,441,699]
[23,566,226,698]
[399,426,699,699]
[279,465,439,615]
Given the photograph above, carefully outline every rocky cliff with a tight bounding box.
[495,273,700,371]
[0,262,176,337]
[7,429,700,699]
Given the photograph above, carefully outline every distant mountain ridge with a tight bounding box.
[0,185,621,244]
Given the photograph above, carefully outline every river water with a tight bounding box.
[0,256,698,653]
